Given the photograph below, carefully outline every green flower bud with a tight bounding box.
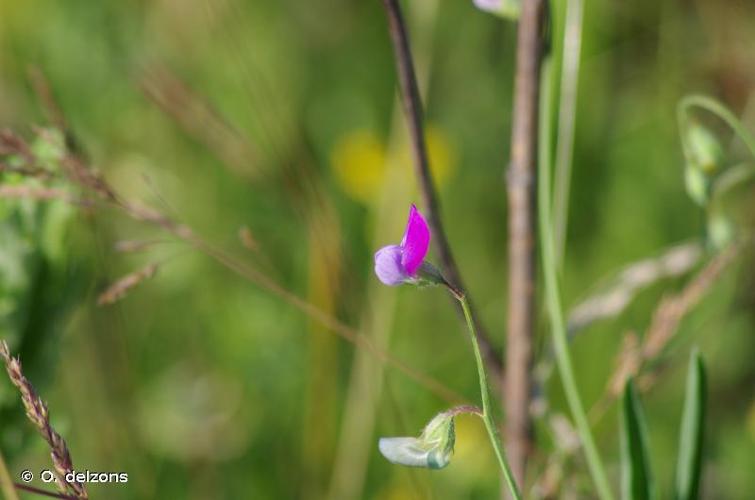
[684,123,724,174]
[684,165,711,207]
[707,213,734,251]
[378,411,455,469]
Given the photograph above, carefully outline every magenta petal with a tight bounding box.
[400,204,430,276]
[374,245,408,286]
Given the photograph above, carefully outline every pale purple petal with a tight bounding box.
[474,0,502,13]
[374,245,408,286]
[400,204,430,276]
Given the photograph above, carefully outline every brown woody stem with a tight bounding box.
[505,0,547,488]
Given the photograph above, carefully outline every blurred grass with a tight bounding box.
[1,0,754,498]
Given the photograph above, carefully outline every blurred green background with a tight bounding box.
[1,0,754,498]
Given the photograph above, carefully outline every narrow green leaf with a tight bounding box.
[621,378,654,500]
[674,349,707,500]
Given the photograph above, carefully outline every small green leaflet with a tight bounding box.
[621,378,655,500]
[674,349,707,500]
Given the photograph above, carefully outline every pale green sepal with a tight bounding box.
[684,123,724,174]
[684,166,710,207]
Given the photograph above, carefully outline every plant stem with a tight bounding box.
[505,0,546,483]
[537,80,615,499]
[677,95,755,159]
[380,0,503,380]
[0,448,20,500]
[553,0,585,268]
[456,294,522,500]
[13,483,76,499]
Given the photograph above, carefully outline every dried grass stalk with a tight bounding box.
[0,341,88,499]
[568,242,703,333]
[97,263,160,305]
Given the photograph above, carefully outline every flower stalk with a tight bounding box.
[455,292,523,500]
[374,204,521,498]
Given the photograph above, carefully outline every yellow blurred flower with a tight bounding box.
[330,126,456,204]
[331,130,387,203]
[409,125,456,188]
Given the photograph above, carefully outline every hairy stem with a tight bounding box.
[457,294,522,500]
[381,0,503,380]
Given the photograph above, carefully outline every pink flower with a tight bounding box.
[374,205,431,286]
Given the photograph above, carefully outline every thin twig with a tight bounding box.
[0,341,87,499]
[13,483,77,500]
[505,0,547,486]
[380,0,502,380]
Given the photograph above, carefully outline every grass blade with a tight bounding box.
[621,378,654,500]
[674,349,707,500]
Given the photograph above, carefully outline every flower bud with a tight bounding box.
[684,165,710,207]
[707,213,734,250]
[684,123,724,174]
[378,411,455,469]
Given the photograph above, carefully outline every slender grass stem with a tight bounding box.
[456,294,522,500]
[537,63,615,499]
[0,449,21,500]
[677,95,755,159]
[553,0,585,268]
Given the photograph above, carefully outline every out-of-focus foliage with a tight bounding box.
[0,130,78,400]
[0,0,753,498]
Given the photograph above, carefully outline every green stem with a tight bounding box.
[553,0,585,269]
[537,68,615,498]
[677,95,755,159]
[456,294,522,500]
[0,448,20,500]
